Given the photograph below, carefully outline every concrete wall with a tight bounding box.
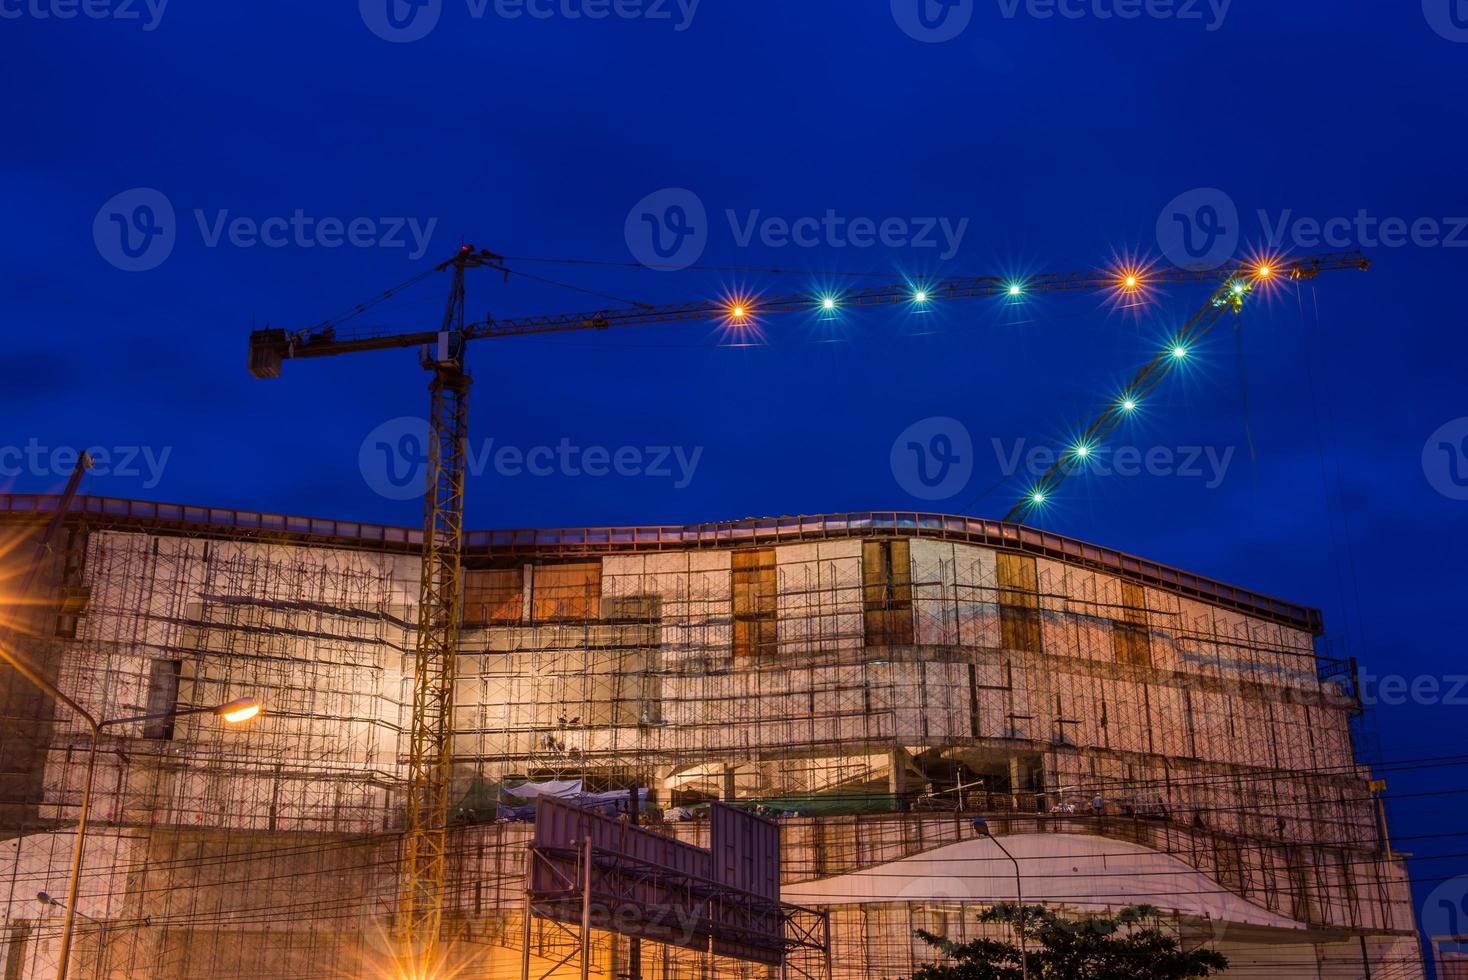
[0,525,1418,978]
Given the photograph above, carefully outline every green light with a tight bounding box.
[821,296,837,311]
[1007,282,1024,297]
[1170,343,1189,360]
[913,289,929,304]
[1029,489,1047,506]
[1071,443,1091,460]
[1231,281,1246,296]
[1120,397,1138,413]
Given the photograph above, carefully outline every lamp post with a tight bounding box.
[38,890,151,971]
[973,818,1028,980]
[0,637,261,980]
[37,892,100,925]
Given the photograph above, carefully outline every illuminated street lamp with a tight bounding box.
[0,637,260,980]
[972,818,1028,980]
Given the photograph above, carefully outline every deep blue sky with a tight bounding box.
[4,0,1467,967]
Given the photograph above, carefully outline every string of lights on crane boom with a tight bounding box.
[457,252,1363,340]
[257,248,1367,523]
[1001,254,1369,522]
[266,249,1366,354]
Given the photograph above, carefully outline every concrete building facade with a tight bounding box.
[0,495,1423,978]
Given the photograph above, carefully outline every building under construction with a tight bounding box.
[0,493,1424,978]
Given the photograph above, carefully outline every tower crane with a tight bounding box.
[247,245,1367,970]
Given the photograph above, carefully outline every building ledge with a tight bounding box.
[0,493,1322,633]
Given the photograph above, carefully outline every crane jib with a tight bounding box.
[248,250,1368,378]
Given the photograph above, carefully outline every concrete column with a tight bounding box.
[1008,754,1026,809]
[890,747,910,810]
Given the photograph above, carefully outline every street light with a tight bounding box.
[38,890,151,960]
[37,892,98,924]
[972,818,1028,980]
[0,636,260,980]
[98,696,265,730]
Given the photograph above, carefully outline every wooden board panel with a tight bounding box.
[463,567,523,625]
[531,562,601,622]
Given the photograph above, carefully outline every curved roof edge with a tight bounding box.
[782,832,1309,931]
[0,493,1323,634]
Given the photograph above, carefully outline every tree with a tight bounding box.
[909,904,1228,980]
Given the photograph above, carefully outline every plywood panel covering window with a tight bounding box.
[862,540,914,647]
[1112,580,1152,667]
[463,568,524,625]
[732,549,777,658]
[997,553,1043,654]
[531,562,602,622]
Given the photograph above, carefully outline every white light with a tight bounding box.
[913,290,929,304]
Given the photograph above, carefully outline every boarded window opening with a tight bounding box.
[603,595,664,725]
[143,659,182,740]
[862,540,914,647]
[530,562,601,623]
[997,553,1043,654]
[463,567,524,625]
[1112,580,1152,667]
[732,549,777,659]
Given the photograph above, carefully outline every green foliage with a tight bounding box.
[908,904,1228,980]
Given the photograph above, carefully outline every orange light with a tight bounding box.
[214,697,264,725]
[1104,254,1158,316]
[1256,264,1273,278]
[714,289,764,341]
[222,704,261,724]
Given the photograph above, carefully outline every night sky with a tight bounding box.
[4,0,1466,967]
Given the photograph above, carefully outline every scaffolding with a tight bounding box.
[0,501,1423,979]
